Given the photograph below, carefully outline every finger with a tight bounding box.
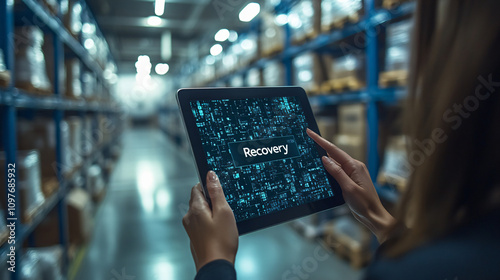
[322,156,356,193]
[189,183,210,211]
[206,171,228,210]
[307,128,356,172]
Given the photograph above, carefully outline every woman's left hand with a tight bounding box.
[183,171,239,271]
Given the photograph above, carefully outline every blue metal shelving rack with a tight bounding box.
[201,0,414,201]
[0,0,122,279]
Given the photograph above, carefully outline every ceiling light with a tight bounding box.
[210,44,223,56]
[239,3,260,22]
[136,55,152,75]
[214,28,230,42]
[84,38,95,50]
[147,16,163,27]
[82,23,96,34]
[275,14,288,26]
[228,30,238,42]
[155,0,165,16]
[155,63,169,75]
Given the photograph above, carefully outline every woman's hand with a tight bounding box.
[183,171,239,271]
[307,129,395,243]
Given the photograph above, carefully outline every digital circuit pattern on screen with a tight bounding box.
[190,96,334,222]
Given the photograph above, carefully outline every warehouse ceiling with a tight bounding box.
[86,0,267,74]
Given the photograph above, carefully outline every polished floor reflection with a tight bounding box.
[75,127,362,280]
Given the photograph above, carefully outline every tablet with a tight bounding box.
[177,87,344,234]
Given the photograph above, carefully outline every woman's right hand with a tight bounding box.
[307,129,395,243]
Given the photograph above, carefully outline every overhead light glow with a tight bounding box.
[136,55,152,76]
[147,16,163,27]
[155,63,169,75]
[239,2,260,22]
[205,56,215,65]
[155,0,165,16]
[275,14,288,26]
[228,30,238,42]
[82,23,96,34]
[84,38,95,50]
[210,44,223,56]
[214,28,230,42]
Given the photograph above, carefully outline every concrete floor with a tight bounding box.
[75,128,363,280]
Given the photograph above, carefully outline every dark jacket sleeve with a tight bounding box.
[195,259,237,280]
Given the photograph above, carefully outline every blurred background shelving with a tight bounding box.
[1,0,123,279]
[1,0,416,279]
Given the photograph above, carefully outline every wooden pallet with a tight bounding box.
[322,13,361,32]
[23,200,45,224]
[383,0,410,10]
[378,173,407,193]
[379,69,408,88]
[323,223,372,269]
[305,84,322,96]
[327,76,364,92]
[16,82,52,96]
[42,177,59,198]
[0,229,8,245]
[261,44,284,57]
[0,71,11,87]
[292,30,319,45]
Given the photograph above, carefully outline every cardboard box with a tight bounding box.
[0,150,45,223]
[338,104,366,136]
[289,0,321,43]
[247,68,262,87]
[316,117,337,141]
[260,12,284,56]
[14,26,52,94]
[65,59,82,99]
[67,188,94,245]
[263,61,285,86]
[292,52,327,94]
[67,117,83,169]
[333,134,366,162]
[377,136,409,192]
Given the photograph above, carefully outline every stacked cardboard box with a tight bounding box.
[236,32,259,66]
[289,0,321,43]
[260,12,284,56]
[321,0,362,31]
[14,26,52,94]
[0,151,46,223]
[263,61,285,86]
[333,104,366,162]
[65,59,83,99]
[380,20,413,87]
[377,135,409,192]
[230,75,244,87]
[33,188,94,247]
[64,0,82,38]
[292,52,326,95]
[323,54,366,92]
[247,68,262,87]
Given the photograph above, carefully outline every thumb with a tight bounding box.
[206,171,228,210]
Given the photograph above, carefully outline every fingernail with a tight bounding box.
[208,171,218,182]
[322,156,334,164]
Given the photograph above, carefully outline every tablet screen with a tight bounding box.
[190,96,335,222]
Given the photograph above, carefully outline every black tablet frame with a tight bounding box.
[177,87,345,235]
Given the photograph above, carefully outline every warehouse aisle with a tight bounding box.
[74,127,362,280]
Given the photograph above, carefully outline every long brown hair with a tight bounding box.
[385,0,500,256]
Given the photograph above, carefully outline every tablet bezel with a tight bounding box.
[177,87,345,235]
